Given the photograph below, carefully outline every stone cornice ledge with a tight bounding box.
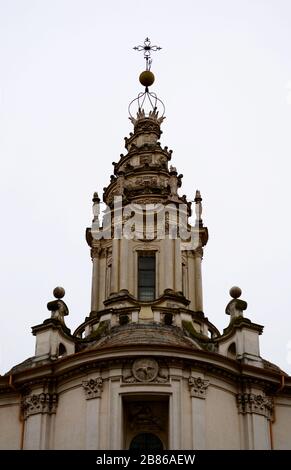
[1,345,290,394]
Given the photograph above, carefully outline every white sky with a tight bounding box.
[1,0,291,374]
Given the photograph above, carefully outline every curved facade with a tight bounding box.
[1,84,291,451]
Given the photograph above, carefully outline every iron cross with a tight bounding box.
[133,37,162,70]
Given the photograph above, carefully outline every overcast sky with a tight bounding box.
[1,0,291,374]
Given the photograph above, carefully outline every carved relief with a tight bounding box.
[140,155,152,165]
[131,119,162,134]
[123,358,169,384]
[128,403,162,431]
[151,154,168,169]
[134,197,162,205]
[133,358,159,382]
[188,376,210,399]
[82,377,103,399]
[236,393,273,419]
[22,393,58,419]
[126,175,168,192]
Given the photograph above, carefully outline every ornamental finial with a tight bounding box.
[129,38,165,121]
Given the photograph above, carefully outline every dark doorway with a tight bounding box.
[130,432,163,450]
[123,396,168,449]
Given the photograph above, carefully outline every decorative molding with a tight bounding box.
[236,393,273,419]
[134,243,159,252]
[4,353,280,396]
[123,358,169,384]
[188,376,210,399]
[22,393,58,419]
[82,377,103,399]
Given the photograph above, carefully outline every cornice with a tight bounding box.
[31,318,73,340]
[218,317,264,343]
[2,342,290,396]
[114,147,172,173]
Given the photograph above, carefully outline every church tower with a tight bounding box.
[85,45,210,333]
[1,39,291,451]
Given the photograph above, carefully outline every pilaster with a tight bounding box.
[82,377,103,449]
[22,392,58,450]
[236,392,273,449]
[188,375,209,449]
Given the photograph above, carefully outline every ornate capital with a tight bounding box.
[194,246,203,259]
[82,377,103,399]
[22,393,58,419]
[188,376,209,399]
[91,247,102,259]
[236,393,273,419]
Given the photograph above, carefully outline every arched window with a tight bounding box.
[129,433,163,450]
[227,342,236,359]
[58,343,67,358]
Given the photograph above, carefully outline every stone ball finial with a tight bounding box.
[139,70,155,87]
[53,286,65,299]
[229,286,242,299]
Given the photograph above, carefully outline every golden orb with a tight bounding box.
[139,70,155,87]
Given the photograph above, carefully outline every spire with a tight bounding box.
[194,190,203,227]
[92,192,100,224]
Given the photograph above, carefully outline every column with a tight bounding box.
[174,238,182,292]
[99,254,107,308]
[188,252,196,310]
[111,239,120,293]
[91,248,100,312]
[194,248,203,311]
[127,240,134,295]
[120,238,128,291]
[164,237,174,290]
[159,242,165,296]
